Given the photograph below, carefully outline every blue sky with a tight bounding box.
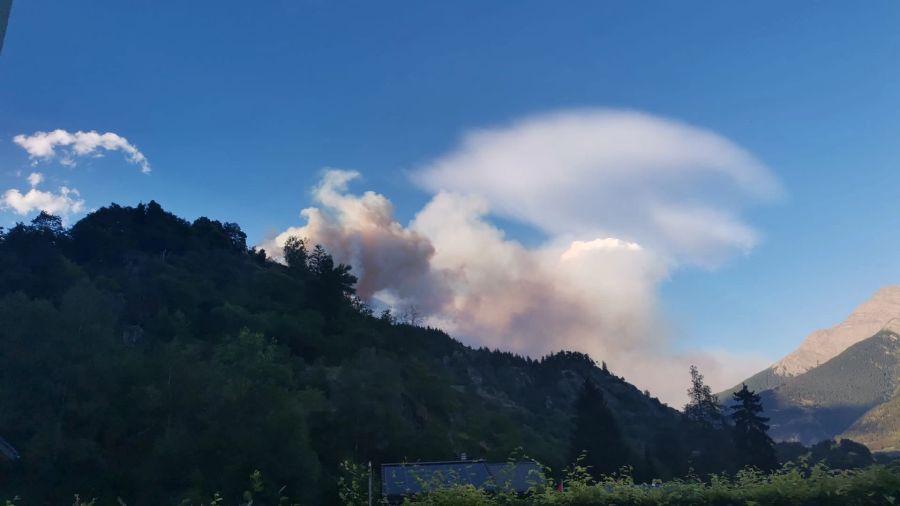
[2,1,900,395]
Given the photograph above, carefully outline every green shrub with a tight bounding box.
[400,463,900,506]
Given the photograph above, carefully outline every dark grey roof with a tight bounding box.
[381,460,544,499]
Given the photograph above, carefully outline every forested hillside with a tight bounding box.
[0,203,710,505]
[734,331,900,446]
[721,286,900,453]
[843,394,900,452]
[722,287,900,406]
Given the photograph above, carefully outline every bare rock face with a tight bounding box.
[772,286,900,377]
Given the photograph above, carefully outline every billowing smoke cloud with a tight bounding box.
[13,129,152,173]
[264,170,450,311]
[263,109,779,405]
[409,191,667,353]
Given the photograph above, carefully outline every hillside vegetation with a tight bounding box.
[844,394,900,452]
[726,331,900,446]
[723,287,900,451]
[399,463,900,506]
[0,203,703,505]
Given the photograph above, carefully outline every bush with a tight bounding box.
[402,462,900,506]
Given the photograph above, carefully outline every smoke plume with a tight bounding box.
[262,109,778,405]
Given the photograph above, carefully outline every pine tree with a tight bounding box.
[684,365,724,428]
[283,236,309,275]
[730,384,778,472]
[568,378,631,479]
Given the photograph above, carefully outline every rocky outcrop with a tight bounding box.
[773,286,900,377]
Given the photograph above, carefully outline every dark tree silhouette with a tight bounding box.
[568,378,630,479]
[307,243,357,319]
[730,384,777,471]
[0,201,752,503]
[30,211,66,237]
[650,427,687,477]
[283,236,310,274]
[810,439,874,469]
[684,365,724,428]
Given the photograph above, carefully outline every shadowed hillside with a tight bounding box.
[730,330,900,446]
[0,203,708,505]
[726,287,900,398]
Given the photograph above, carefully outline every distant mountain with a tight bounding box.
[758,330,900,445]
[724,288,900,450]
[733,286,900,396]
[774,287,900,376]
[842,389,900,452]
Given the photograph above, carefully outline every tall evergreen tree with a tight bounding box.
[568,378,630,479]
[730,384,778,471]
[283,236,310,275]
[684,365,724,428]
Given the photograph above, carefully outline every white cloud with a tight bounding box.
[1,186,85,217]
[263,110,781,405]
[13,129,151,173]
[1,171,86,218]
[414,109,780,266]
[561,238,642,261]
[27,172,44,187]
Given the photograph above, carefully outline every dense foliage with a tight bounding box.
[684,366,724,429]
[0,204,687,505]
[775,439,875,470]
[568,380,630,479]
[844,394,900,452]
[399,462,900,506]
[0,204,887,504]
[730,385,777,472]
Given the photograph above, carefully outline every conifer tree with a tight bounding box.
[684,365,724,428]
[283,236,309,274]
[568,378,630,479]
[730,384,778,471]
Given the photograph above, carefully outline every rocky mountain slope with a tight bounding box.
[759,330,900,445]
[734,286,900,396]
[725,288,900,450]
[774,286,900,376]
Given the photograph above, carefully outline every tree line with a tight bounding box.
[566,363,874,484]
[0,204,878,505]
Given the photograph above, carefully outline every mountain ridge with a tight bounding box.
[725,286,900,450]
[0,203,709,504]
[726,286,900,397]
[761,330,900,445]
[773,286,900,376]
